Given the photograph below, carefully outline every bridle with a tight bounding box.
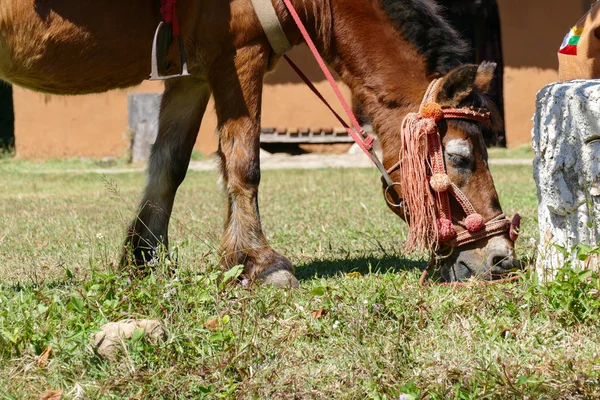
[386,79,522,286]
[247,0,521,284]
[384,79,521,252]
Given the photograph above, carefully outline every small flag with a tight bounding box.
[559,26,584,56]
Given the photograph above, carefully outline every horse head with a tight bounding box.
[384,62,521,283]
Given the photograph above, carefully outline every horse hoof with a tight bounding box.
[257,269,300,289]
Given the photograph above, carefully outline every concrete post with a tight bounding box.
[533,80,600,281]
[128,93,162,163]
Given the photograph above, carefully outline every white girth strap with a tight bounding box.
[250,0,292,55]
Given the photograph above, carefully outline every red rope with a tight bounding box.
[281,0,375,158]
[160,0,180,36]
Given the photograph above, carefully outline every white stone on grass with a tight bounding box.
[93,319,166,360]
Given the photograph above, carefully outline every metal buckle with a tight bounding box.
[384,182,404,208]
[434,245,454,260]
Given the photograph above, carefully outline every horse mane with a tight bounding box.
[377,0,470,75]
[378,0,503,133]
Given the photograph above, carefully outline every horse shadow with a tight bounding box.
[295,255,426,281]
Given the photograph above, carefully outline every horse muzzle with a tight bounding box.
[438,235,522,282]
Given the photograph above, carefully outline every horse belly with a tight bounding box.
[0,0,158,94]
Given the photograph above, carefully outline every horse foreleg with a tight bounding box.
[122,77,211,266]
[210,46,299,288]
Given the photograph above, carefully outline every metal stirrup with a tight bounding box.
[149,21,191,81]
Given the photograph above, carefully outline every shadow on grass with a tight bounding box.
[1,278,76,294]
[296,255,427,281]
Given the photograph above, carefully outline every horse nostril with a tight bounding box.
[488,253,517,272]
[491,255,506,268]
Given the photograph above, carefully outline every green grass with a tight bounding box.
[0,156,132,174]
[487,144,534,160]
[1,160,600,399]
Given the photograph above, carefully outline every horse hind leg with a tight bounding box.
[122,77,211,267]
[210,46,299,288]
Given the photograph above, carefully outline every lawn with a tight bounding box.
[1,157,600,399]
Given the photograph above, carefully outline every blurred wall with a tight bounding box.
[498,0,587,147]
[11,1,588,158]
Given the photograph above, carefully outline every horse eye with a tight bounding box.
[446,153,472,169]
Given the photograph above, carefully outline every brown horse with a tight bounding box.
[0,0,519,285]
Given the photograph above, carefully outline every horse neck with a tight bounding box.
[321,0,432,169]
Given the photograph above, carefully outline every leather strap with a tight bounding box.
[251,0,292,55]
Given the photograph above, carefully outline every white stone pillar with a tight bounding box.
[533,80,600,281]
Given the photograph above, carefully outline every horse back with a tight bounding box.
[0,0,161,94]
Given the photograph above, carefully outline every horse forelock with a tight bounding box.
[455,90,504,138]
[376,0,470,75]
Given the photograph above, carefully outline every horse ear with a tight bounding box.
[436,65,478,106]
[474,61,496,93]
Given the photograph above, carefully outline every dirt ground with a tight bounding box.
[18,151,532,176]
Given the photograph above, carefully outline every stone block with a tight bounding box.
[533,80,600,280]
[129,93,162,163]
